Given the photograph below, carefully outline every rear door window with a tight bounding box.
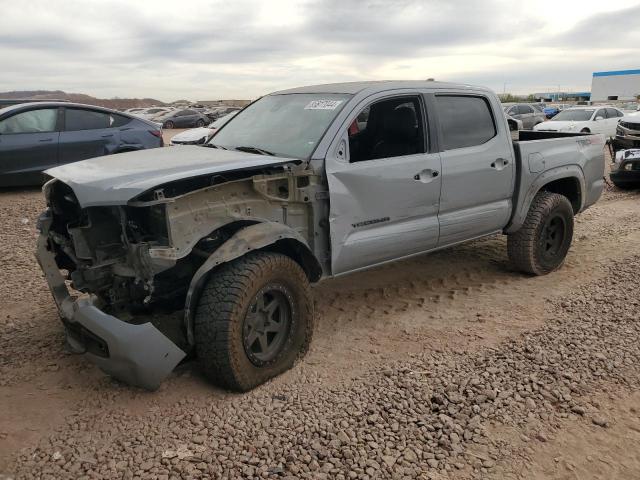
[65,108,111,131]
[436,95,497,150]
[605,108,623,118]
[0,108,58,134]
[518,105,534,114]
[110,113,132,127]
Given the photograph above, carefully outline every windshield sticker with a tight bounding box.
[304,100,343,110]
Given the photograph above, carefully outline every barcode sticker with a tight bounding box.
[304,100,343,110]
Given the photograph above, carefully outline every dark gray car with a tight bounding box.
[503,103,546,129]
[156,109,210,129]
[0,102,163,186]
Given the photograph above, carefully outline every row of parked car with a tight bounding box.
[503,102,638,141]
[123,105,241,129]
[0,99,244,186]
[510,101,640,189]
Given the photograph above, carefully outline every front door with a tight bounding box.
[0,107,60,186]
[326,93,442,275]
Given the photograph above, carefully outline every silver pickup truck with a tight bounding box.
[36,81,605,391]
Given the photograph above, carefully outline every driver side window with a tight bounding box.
[348,96,426,163]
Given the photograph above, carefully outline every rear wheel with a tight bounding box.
[196,119,206,127]
[195,252,314,391]
[507,192,574,275]
[163,121,175,129]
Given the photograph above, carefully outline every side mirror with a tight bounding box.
[595,116,604,121]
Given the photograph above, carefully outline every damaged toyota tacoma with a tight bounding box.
[36,81,606,391]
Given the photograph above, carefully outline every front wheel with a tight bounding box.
[507,192,574,275]
[195,252,314,391]
[163,121,175,129]
[196,119,206,127]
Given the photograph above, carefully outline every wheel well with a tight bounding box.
[190,221,322,283]
[262,239,323,282]
[580,128,590,133]
[539,177,581,213]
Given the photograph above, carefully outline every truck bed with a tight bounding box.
[506,130,606,234]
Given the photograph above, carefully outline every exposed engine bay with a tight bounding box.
[41,165,325,323]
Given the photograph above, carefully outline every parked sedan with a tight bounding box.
[503,103,546,129]
[543,105,560,118]
[170,111,238,145]
[533,106,625,140]
[0,102,162,186]
[156,109,210,129]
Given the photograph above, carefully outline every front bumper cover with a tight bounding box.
[35,213,186,390]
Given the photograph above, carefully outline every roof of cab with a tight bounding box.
[271,80,491,96]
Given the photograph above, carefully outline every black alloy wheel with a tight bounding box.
[243,286,293,366]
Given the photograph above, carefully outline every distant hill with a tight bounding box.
[0,90,167,109]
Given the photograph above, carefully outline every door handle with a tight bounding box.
[39,138,54,142]
[491,158,509,170]
[101,134,114,138]
[413,169,440,183]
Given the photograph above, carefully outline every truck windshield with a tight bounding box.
[210,93,352,159]
[552,109,594,121]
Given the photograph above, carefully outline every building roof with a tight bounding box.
[593,69,640,77]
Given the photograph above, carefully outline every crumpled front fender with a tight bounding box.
[182,222,320,345]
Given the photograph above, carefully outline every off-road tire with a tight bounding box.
[507,192,574,275]
[195,252,314,391]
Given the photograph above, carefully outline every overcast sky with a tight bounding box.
[0,0,639,101]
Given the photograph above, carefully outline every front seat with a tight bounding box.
[371,106,418,159]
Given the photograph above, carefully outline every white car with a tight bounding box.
[170,111,238,145]
[533,106,625,140]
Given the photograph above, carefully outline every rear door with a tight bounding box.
[326,93,442,275]
[0,107,60,186]
[58,107,120,164]
[434,93,515,245]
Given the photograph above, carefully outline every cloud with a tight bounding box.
[0,0,638,100]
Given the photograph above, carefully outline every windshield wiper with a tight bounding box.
[201,143,227,149]
[234,145,275,156]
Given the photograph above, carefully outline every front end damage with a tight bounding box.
[35,182,188,390]
[36,164,325,390]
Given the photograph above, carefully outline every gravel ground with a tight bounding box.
[1,165,640,479]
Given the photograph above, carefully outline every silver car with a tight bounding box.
[503,103,546,129]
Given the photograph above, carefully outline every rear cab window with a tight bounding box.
[435,95,497,150]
